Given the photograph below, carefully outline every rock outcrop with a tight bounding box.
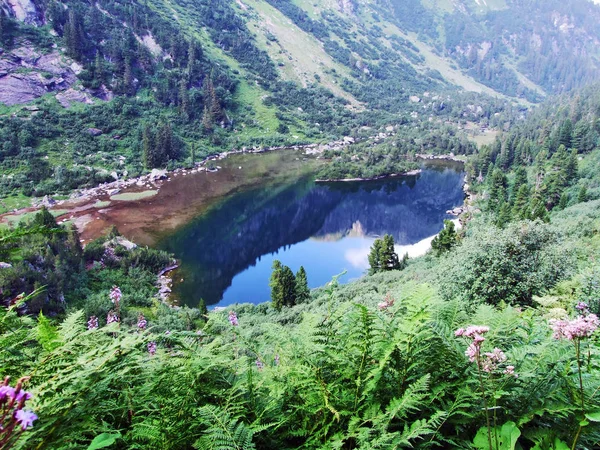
[0,46,77,105]
[1,0,43,26]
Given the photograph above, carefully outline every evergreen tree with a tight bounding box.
[381,235,400,270]
[142,125,154,169]
[558,119,573,149]
[179,78,190,119]
[398,252,409,270]
[557,192,569,210]
[488,169,508,212]
[202,105,214,133]
[578,185,588,203]
[512,184,531,220]
[565,149,578,183]
[368,238,383,275]
[431,220,458,256]
[270,260,284,311]
[281,265,296,307]
[495,201,512,228]
[510,167,528,202]
[198,299,208,318]
[295,266,310,304]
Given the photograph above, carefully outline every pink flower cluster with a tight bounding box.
[481,348,507,373]
[106,310,119,324]
[228,311,239,326]
[550,314,599,340]
[137,314,147,331]
[110,286,122,305]
[148,341,157,356]
[0,377,37,448]
[87,316,99,330]
[378,293,395,311]
[455,326,516,377]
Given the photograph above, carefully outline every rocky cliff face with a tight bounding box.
[1,0,43,26]
[0,46,78,105]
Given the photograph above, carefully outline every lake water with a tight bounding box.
[159,163,465,308]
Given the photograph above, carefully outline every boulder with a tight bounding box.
[57,89,94,108]
[149,169,168,181]
[86,128,103,136]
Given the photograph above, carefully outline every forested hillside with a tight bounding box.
[2,1,600,449]
[2,0,600,203]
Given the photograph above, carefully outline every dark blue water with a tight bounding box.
[159,164,465,307]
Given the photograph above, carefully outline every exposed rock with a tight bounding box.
[0,262,13,269]
[41,195,57,207]
[2,0,43,26]
[104,236,137,251]
[57,89,94,108]
[149,169,168,181]
[409,95,421,103]
[86,127,103,136]
[0,47,77,105]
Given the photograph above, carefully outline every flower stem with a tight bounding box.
[571,340,585,450]
[477,353,493,450]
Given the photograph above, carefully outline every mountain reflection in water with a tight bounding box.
[159,165,465,307]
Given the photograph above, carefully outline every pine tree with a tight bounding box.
[202,105,214,133]
[557,192,569,210]
[198,299,208,318]
[381,235,400,270]
[495,201,512,228]
[270,260,284,311]
[142,125,154,169]
[578,185,588,203]
[488,169,508,213]
[281,265,297,307]
[295,266,310,304]
[510,167,528,202]
[368,238,383,275]
[512,184,531,220]
[565,149,578,183]
[179,78,190,119]
[431,220,458,256]
[558,119,573,149]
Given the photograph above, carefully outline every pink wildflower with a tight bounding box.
[256,359,264,370]
[106,310,119,324]
[87,316,99,330]
[109,286,122,305]
[503,365,517,377]
[228,311,239,326]
[465,343,479,362]
[550,314,599,340]
[378,301,389,311]
[576,302,589,314]
[455,328,465,337]
[148,341,157,355]
[137,314,147,330]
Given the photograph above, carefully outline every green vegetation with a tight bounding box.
[4,1,600,449]
[368,234,406,275]
[269,260,310,310]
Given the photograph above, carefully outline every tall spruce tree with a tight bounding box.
[270,260,284,311]
[431,220,458,256]
[295,266,310,304]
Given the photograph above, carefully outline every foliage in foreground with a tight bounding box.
[2,274,600,449]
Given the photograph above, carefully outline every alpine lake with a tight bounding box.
[155,152,466,308]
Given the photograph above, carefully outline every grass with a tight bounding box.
[0,194,32,214]
[110,191,158,201]
[242,0,359,105]
[1,209,69,228]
